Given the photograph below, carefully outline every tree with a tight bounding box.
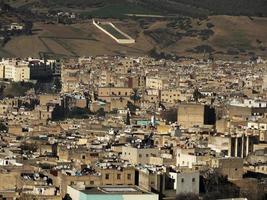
[0,122,7,132]
[96,108,106,117]
[201,170,240,200]
[127,101,138,114]
[53,77,62,93]
[20,143,38,154]
[130,88,141,106]
[67,107,91,119]
[160,108,177,123]
[52,104,65,121]
[63,194,72,200]
[193,88,203,102]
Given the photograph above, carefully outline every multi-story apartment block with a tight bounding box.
[0,59,30,82]
[161,89,182,104]
[146,76,163,90]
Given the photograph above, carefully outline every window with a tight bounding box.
[146,154,149,157]
[127,174,131,180]
[181,178,184,183]
[90,181,94,185]
[82,155,85,159]
[192,178,195,182]
[117,174,121,180]
[105,174,109,180]
[139,154,142,158]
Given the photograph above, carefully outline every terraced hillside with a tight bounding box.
[1,0,267,59]
[0,16,267,60]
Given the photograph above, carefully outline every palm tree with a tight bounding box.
[193,88,203,102]
[130,88,141,106]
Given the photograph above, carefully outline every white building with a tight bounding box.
[247,121,267,130]
[169,171,199,195]
[229,98,267,108]
[67,185,158,200]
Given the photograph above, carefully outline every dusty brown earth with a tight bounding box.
[1,16,267,59]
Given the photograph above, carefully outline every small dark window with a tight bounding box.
[117,174,121,180]
[105,174,109,180]
[127,174,131,180]
[192,178,195,182]
[181,178,184,183]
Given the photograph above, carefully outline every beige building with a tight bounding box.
[228,105,251,121]
[61,65,81,93]
[39,94,61,106]
[262,70,267,90]
[178,104,205,129]
[138,169,164,193]
[176,148,211,168]
[177,103,215,129]
[146,76,163,90]
[98,87,132,102]
[59,167,135,197]
[121,146,160,165]
[99,70,113,87]
[211,157,243,180]
[161,89,182,104]
[0,59,30,82]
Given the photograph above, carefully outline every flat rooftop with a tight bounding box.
[77,186,152,195]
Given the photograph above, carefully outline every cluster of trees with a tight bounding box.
[0,1,33,47]
[141,0,267,17]
[175,0,267,17]
[0,82,35,98]
[148,48,181,61]
[160,108,177,123]
[39,0,121,8]
[0,79,70,119]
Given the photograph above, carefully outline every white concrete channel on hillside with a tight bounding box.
[93,19,135,44]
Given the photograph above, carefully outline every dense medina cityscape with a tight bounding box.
[0,55,266,200]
